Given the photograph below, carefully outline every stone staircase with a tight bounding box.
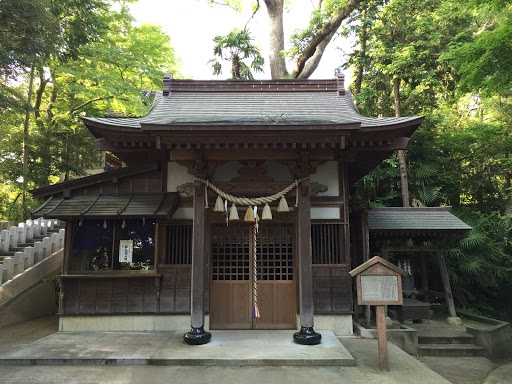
[418,332,485,357]
[0,219,65,285]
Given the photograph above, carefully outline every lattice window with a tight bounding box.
[212,225,250,281]
[311,223,343,264]
[166,225,192,264]
[257,225,294,281]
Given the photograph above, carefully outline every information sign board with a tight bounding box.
[361,275,399,302]
[119,240,133,263]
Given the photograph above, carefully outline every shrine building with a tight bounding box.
[31,74,424,344]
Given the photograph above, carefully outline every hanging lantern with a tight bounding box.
[213,196,224,212]
[229,204,239,221]
[103,219,107,229]
[262,203,272,220]
[244,206,254,222]
[277,197,289,212]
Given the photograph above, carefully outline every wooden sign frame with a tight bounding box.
[349,256,408,372]
[350,256,407,306]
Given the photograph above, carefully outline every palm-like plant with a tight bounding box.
[443,210,512,314]
[209,28,264,79]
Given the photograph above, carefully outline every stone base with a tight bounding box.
[446,316,463,326]
[293,327,322,345]
[59,315,211,332]
[183,327,212,345]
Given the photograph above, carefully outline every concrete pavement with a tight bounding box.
[0,329,354,366]
[482,361,512,384]
[0,316,497,384]
[0,337,452,384]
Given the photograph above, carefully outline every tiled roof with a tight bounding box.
[82,79,423,130]
[368,207,472,233]
[32,193,179,219]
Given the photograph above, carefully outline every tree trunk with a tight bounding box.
[33,67,48,120]
[505,152,512,217]
[264,0,288,79]
[354,9,368,97]
[22,65,35,220]
[394,76,410,207]
[46,70,57,120]
[232,54,241,79]
[296,30,335,79]
[292,0,365,78]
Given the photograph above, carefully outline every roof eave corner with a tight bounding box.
[163,73,173,97]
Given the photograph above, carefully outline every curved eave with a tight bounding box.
[83,116,424,137]
[82,117,144,137]
[140,122,362,133]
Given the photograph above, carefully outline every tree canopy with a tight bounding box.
[0,0,181,221]
[209,28,264,79]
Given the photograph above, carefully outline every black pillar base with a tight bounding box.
[183,327,212,345]
[293,327,322,345]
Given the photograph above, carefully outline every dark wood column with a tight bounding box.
[289,153,322,345]
[183,159,214,345]
[297,180,314,328]
[190,180,205,328]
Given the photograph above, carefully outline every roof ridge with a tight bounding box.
[162,76,340,94]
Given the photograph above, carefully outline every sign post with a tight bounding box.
[350,256,407,371]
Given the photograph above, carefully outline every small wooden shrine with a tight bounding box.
[31,74,424,344]
[353,206,472,324]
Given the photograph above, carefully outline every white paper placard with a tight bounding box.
[119,240,133,263]
[360,275,398,302]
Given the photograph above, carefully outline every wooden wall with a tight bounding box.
[60,265,211,316]
[60,265,351,316]
[312,265,352,313]
[72,170,163,196]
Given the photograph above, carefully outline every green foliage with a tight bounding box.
[447,5,512,96]
[209,28,264,79]
[346,0,512,319]
[443,210,512,314]
[0,1,181,222]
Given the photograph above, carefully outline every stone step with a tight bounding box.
[419,343,484,357]
[7,247,25,253]
[0,252,16,258]
[418,334,476,345]
[18,243,37,248]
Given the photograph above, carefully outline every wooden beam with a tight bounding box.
[347,137,411,151]
[190,181,206,328]
[384,246,438,252]
[169,148,334,162]
[297,180,314,328]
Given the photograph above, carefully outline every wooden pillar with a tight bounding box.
[436,241,457,318]
[62,221,73,275]
[191,180,205,328]
[293,179,321,344]
[298,180,314,327]
[376,305,390,371]
[420,254,430,302]
[362,207,371,328]
[184,180,211,344]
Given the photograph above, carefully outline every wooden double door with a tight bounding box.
[210,223,296,329]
